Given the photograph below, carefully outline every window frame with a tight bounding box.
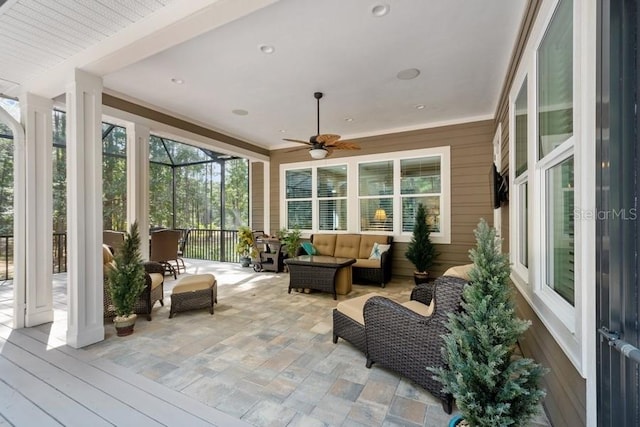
[280,146,451,243]
[507,0,595,376]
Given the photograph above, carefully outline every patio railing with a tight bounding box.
[0,229,240,281]
[184,229,240,263]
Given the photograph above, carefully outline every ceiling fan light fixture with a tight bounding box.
[309,148,328,159]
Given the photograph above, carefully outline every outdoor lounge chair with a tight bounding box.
[150,229,182,279]
[363,275,468,414]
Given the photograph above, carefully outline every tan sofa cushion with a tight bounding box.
[443,263,474,281]
[358,235,389,259]
[334,234,361,259]
[352,258,381,269]
[336,292,383,325]
[312,234,337,256]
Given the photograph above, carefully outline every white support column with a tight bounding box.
[21,93,54,327]
[65,69,104,348]
[0,104,26,329]
[263,160,270,234]
[126,123,150,259]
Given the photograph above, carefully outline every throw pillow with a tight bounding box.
[369,242,391,260]
[301,241,317,255]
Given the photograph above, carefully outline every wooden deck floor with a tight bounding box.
[0,322,249,426]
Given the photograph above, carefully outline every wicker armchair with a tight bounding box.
[363,276,468,414]
[102,245,165,321]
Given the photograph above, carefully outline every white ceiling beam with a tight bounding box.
[18,0,281,98]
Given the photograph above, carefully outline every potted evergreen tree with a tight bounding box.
[404,203,439,284]
[106,221,146,337]
[432,219,547,426]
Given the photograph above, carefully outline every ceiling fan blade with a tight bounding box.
[333,141,361,150]
[285,146,310,153]
[283,138,313,146]
[316,134,341,145]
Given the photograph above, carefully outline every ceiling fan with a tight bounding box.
[284,92,360,159]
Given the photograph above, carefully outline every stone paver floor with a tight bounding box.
[0,260,551,426]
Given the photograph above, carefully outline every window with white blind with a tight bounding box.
[317,165,347,231]
[359,161,393,232]
[285,168,312,230]
[400,157,441,233]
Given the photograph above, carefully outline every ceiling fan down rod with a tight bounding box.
[314,92,323,136]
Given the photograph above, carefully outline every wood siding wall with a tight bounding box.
[493,1,586,426]
[251,162,264,232]
[269,120,495,278]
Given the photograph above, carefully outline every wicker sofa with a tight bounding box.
[304,234,393,287]
[363,276,468,414]
[102,244,165,321]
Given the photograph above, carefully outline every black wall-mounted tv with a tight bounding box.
[490,163,508,209]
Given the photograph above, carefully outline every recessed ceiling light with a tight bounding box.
[344,117,354,122]
[371,4,390,17]
[279,129,286,133]
[171,78,184,84]
[259,44,275,54]
[397,68,421,80]
[415,104,426,110]
[232,109,249,116]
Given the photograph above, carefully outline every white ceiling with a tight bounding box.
[0,0,527,151]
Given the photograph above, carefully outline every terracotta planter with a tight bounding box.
[114,313,137,337]
[413,271,429,285]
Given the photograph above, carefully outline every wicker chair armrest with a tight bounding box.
[410,282,435,305]
[143,261,165,275]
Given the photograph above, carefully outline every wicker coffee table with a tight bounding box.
[285,255,356,300]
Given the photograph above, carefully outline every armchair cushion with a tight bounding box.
[401,299,434,317]
[443,263,474,281]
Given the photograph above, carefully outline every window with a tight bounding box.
[285,168,312,230]
[544,156,574,305]
[359,161,393,232]
[280,147,450,243]
[508,0,589,373]
[512,77,529,273]
[318,165,347,231]
[538,0,574,307]
[538,0,573,159]
[401,157,441,233]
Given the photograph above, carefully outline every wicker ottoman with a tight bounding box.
[332,293,382,354]
[169,274,217,318]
